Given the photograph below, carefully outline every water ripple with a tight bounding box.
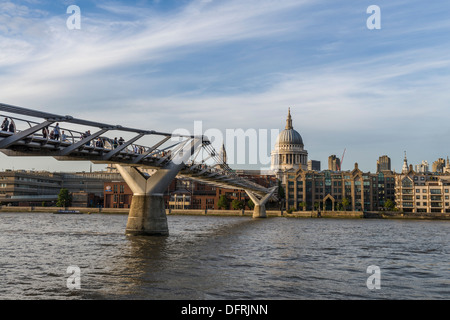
[0,213,449,299]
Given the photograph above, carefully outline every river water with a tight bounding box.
[0,212,448,300]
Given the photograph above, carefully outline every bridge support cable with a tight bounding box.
[115,138,203,236]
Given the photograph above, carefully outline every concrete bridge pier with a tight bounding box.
[245,187,277,219]
[116,139,202,236]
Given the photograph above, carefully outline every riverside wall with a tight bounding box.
[1,206,449,220]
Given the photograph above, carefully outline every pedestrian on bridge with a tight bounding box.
[8,121,15,133]
[53,123,60,140]
[61,131,68,142]
[1,118,9,131]
[42,126,49,139]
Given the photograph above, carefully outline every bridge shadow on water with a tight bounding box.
[83,215,279,299]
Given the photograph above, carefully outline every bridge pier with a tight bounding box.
[245,187,277,219]
[116,165,172,236]
[116,138,202,236]
[127,194,168,236]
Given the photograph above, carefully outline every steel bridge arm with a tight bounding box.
[101,133,145,160]
[131,136,172,164]
[59,129,109,156]
[0,120,55,149]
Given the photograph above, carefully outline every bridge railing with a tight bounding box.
[0,120,177,173]
[0,110,223,172]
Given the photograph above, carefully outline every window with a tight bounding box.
[402,178,413,188]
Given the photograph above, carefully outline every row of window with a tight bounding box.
[110,185,125,193]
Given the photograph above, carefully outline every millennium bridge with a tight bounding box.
[0,103,277,236]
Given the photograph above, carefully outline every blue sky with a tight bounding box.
[1,0,450,172]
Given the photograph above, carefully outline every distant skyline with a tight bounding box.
[1,0,450,173]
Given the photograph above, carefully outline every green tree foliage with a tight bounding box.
[298,201,306,211]
[277,180,285,198]
[342,197,350,211]
[56,188,72,207]
[384,199,395,211]
[247,199,255,210]
[231,199,244,210]
[217,195,229,210]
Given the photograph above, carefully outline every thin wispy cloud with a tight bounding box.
[0,0,449,171]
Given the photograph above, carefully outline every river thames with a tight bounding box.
[0,212,448,300]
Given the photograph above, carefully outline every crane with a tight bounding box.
[339,148,346,171]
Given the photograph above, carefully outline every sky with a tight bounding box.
[1,0,450,173]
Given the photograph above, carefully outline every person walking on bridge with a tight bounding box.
[1,118,9,131]
[53,123,61,140]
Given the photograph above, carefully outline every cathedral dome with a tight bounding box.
[276,128,303,146]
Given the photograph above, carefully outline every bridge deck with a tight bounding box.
[0,103,275,197]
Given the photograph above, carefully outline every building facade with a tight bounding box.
[328,155,341,171]
[102,170,277,211]
[0,169,122,207]
[377,155,391,172]
[284,163,396,212]
[307,160,321,171]
[394,167,450,213]
[0,170,62,206]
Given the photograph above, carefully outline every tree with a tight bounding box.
[298,201,307,211]
[277,180,285,211]
[217,195,229,210]
[277,180,285,198]
[56,188,72,207]
[384,199,395,211]
[342,197,350,211]
[314,202,320,211]
[247,199,255,210]
[231,199,244,210]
